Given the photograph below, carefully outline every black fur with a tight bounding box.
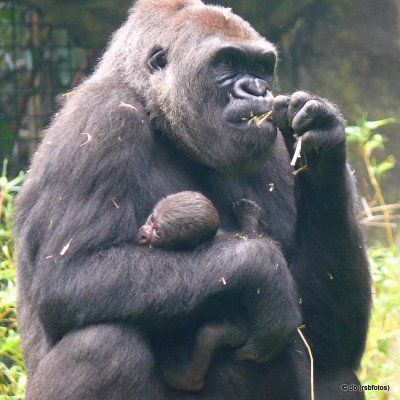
[14,1,371,399]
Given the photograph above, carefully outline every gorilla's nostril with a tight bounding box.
[254,79,268,95]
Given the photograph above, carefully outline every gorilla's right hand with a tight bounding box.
[228,238,301,363]
[194,237,301,363]
[179,237,301,364]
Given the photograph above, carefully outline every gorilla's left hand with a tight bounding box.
[272,91,346,173]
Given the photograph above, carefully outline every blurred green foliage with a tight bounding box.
[346,118,397,248]
[345,118,400,400]
[0,161,25,399]
[360,247,400,400]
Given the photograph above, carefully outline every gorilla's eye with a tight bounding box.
[256,55,276,76]
[256,63,266,74]
[148,47,167,72]
[224,59,234,68]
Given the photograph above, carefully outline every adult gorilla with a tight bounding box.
[15,0,371,399]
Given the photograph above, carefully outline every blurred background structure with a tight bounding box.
[0,0,399,212]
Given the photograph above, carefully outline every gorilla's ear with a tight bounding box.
[148,47,168,72]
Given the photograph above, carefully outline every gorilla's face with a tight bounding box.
[204,43,277,170]
[145,6,278,173]
[213,47,275,125]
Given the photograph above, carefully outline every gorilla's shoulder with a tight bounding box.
[60,77,147,127]
[22,76,154,205]
[42,77,153,155]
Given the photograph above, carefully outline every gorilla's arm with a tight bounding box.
[273,92,371,369]
[38,241,298,353]
[15,80,300,361]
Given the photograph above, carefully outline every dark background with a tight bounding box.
[1,0,399,240]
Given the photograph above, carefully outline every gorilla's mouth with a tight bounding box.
[223,99,274,128]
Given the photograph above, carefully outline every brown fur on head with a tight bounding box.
[138,191,219,249]
[133,0,254,39]
[134,0,201,13]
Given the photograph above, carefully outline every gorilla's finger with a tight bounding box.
[301,128,346,153]
[290,100,323,134]
[235,341,262,362]
[286,91,315,125]
[272,95,290,111]
[272,95,291,135]
[235,337,278,363]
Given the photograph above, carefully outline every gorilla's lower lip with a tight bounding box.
[223,100,273,126]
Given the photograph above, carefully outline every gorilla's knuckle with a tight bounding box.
[233,239,288,285]
[235,237,271,259]
[198,324,221,341]
[279,327,298,349]
[232,238,260,262]
[273,95,290,109]
[286,312,302,333]
[304,99,324,114]
[292,90,311,97]
[271,313,300,344]
[290,91,312,106]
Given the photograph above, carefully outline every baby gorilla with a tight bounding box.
[139,191,262,391]
[138,191,219,249]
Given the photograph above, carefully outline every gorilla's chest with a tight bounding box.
[147,134,296,253]
[203,170,296,252]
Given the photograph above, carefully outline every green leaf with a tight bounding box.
[364,135,384,154]
[345,126,364,141]
[365,118,396,131]
[374,156,396,178]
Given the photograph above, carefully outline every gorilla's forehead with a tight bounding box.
[187,5,275,54]
[183,6,258,40]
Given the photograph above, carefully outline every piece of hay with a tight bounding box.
[297,327,315,400]
[248,110,274,127]
[119,101,138,111]
[219,277,227,285]
[291,136,302,166]
[60,239,73,256]
[80,132,92,147]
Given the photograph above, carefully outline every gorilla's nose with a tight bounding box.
[138,225,151,244]
[232,77,268,99]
